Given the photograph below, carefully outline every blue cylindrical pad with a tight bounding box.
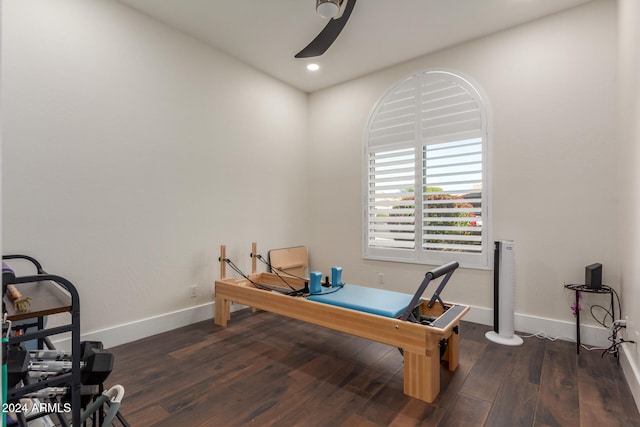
[310,271,322,294]
[331,266,343,287]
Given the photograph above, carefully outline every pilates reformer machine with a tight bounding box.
[214,243,470,403]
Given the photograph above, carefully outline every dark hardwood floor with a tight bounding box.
[106,309,640,426]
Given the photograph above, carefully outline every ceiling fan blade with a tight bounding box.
[295,0,357,58]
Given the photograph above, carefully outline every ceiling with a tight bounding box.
[116,0,594,93]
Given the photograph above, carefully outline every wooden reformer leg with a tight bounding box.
[403,338,441,403]
[215,244,231,325]
[214,294,231,327]
[250,242,259,313]
[403,322,461,402]
[446,322,461,372]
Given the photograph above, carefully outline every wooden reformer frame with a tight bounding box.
[213,243,469,403]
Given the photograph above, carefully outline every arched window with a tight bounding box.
[363,70,491,269]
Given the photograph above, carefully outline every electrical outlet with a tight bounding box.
[189,284,198,298]
[378,273,384,284]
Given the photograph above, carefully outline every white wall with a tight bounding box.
[309,0,618,338]
[1,0,309,344]
[618,0,640,409]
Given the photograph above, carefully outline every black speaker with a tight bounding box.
[585,263,602,289]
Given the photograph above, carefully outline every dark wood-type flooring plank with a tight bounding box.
[106,309,640,426]
[534,340,581,427]
[484,335,544,427]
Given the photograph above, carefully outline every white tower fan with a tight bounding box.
[485,240,523,346]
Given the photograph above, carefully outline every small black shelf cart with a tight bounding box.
[564,283,614,354]
[3,254,82,426]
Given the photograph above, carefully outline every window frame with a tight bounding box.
[362,70,492,269]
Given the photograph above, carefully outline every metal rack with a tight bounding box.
[3,255,81,426]
[564,283,614,354]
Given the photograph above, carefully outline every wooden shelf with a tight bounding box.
[3,280,72,321]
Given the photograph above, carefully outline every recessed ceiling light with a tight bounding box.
[307,63,320,71]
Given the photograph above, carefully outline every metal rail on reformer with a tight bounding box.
[399,261,469,329]
[214,242,470,403]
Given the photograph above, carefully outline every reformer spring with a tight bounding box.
[219,257,302,295]
[252,254,305,293]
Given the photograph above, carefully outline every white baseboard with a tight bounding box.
[54,302,610,351]
[462,305,612,348]
[621,344,640,413]
[52,302,215,351]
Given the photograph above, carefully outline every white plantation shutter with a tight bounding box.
[367,147,416,249]
[367,78,418,148]
[420,76,483,143]
[423,139,483,253]
[364,70,490,268]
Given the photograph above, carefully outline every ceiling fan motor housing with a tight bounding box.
[316,0,341,19]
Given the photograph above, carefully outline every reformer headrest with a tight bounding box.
[425,261,459,280]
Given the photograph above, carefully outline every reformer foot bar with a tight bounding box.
[213,243,469,403]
